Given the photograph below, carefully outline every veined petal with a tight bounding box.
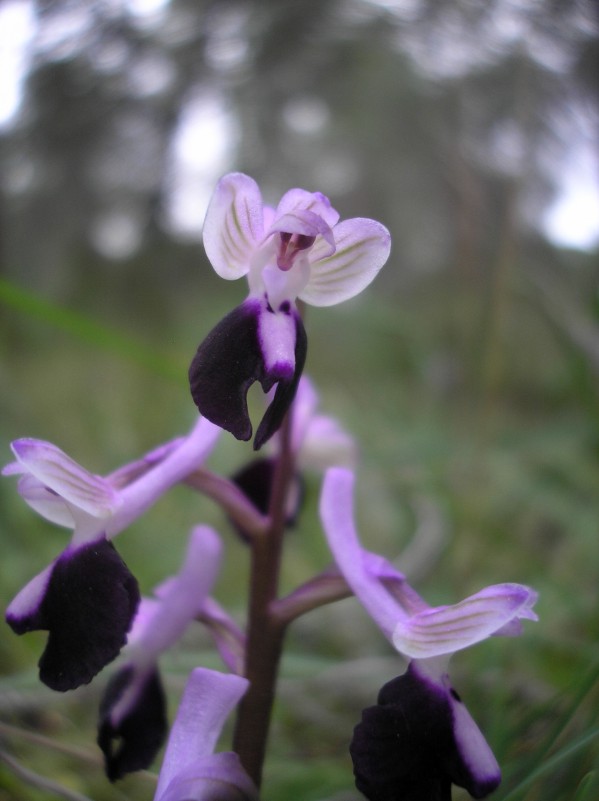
[154,668,250,800]
[300,218,391,307]
[9,439,120,519]
[392,583,538,659]
[275,187,340,227]
[203,173,264,279]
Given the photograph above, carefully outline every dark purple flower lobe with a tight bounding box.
[189,298,307,450]
[230,457,303,541]
[6,539,140,692]
[98,665,167,782]
[350,664,500,801]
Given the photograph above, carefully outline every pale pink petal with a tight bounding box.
[16,474,74,527]
[300,218,391,307]
[275,188,340,227]
[10,439,120,519]
[202,173,264,279]
[392,584,538,659]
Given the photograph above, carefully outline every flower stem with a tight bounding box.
[232,411,295,787]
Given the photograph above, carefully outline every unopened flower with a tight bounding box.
[3,417,220,691]
[98,526,223,781]
[189,173,390,449]
[320,467,538,800]
[153,667,258,801]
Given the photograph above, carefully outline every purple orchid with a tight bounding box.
[189,172,391,449]
[320,467,538,801]
[152,667,258,801]
[97,525,225,781]
[3,416,221,691]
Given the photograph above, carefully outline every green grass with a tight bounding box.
[1,266,598,801]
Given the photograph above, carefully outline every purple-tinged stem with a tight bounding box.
[232,411,295,787]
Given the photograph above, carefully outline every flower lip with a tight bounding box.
[351,661,501,801]
[189,298,307,450]
[7,538,140,691]
[98,666,167,782]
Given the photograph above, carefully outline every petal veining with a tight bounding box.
[300,218,391,307]
[10,439,120,519]
[203,173,264,279]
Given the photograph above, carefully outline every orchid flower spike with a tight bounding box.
[320,467,538,801]
[153,667,259,801]
[3,416,220,692]
[97,526,223,782]
[189,173,391,450]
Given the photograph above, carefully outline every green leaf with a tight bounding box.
[0,277,184,383]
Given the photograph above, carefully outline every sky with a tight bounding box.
[1,0,598,252]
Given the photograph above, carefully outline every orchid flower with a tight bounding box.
[3,416,221,691]
[189,172,391,449]
[320,467,538,801]
[152,667,258,801]
[97,526,224,781]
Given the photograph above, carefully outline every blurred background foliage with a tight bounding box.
[1,0,598,799]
